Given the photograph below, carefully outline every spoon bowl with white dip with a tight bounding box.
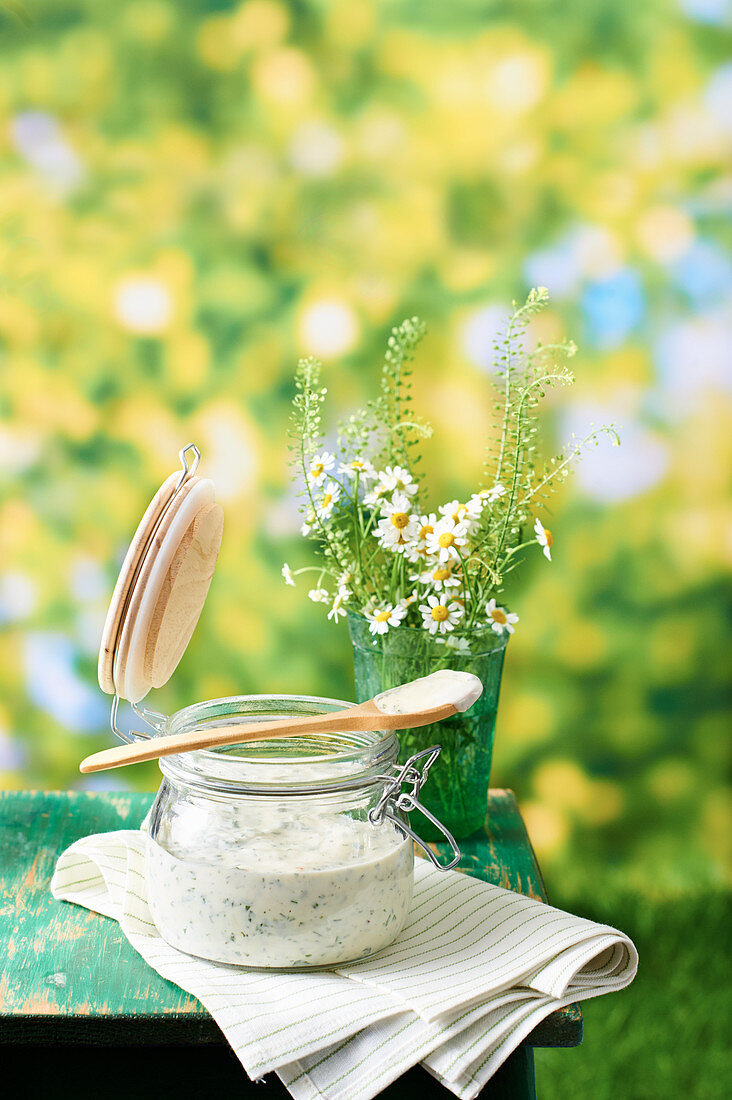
[79,670,483,773]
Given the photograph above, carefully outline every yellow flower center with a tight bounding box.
[311,463,324,478]
[544,528,553,548]
[433,568,451,581]
[491,608,507,625]
[322,493,333,509]
[431,605,449,622]
[375,610,391,622]
[419,524,433,540]
[438,532,455,549]
[391,512,410,530]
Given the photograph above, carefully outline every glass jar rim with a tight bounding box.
[157,693,400,796]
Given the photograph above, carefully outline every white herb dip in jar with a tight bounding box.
[145,695,415,968]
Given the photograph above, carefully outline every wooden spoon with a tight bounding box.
[79,670,483,774]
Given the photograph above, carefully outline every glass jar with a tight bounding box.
[144,694,453,969]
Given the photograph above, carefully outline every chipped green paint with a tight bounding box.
[0,790,580,1047]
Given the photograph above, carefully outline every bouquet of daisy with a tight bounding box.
[283,287,618,837]
[283,287,618,646]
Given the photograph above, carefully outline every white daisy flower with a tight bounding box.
[464,495,485,527]
[379,493,416,522]
[375,519,416,553]
[419,594,464,635]
[300,509,316,536]
[405,513,438,563]
[327,584,352,623]
[307,451,335,485]
[438,497,483,532]
[425,517,469,563]
[308,587,330,604]
[375,493,419,553]
[363,480,391,508]
[338,458,376,483]
[377,465,418,497]
[534,517,553,561]
[316,481,341,520]
[479,483,506,504]
[486,598,519,635]
[412,561,462,592]
[445,634,472,654]
[364,603,407,636]
[281,563,296,587]
[438,499,461,522]
[399,590,419,610]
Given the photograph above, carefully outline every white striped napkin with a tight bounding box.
[51,829,637,1100]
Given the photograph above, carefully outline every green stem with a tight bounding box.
[389,552,399,603]
[490,372,562,576]
[391,354,410,473]
[517,427,620,511]
[292,565,332,578]
[454,547,477,626]
[352,472,364,584]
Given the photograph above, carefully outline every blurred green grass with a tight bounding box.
[537,885,732,1098]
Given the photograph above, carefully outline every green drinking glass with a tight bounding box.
[347,611,508,839]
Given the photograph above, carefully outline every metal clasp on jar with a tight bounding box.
[368,746,461,871]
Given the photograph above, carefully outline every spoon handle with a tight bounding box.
[78,700,456,773]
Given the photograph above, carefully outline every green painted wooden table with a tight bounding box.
[0,790,581,1098]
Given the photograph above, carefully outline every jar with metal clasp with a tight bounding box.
[96,446,460,968]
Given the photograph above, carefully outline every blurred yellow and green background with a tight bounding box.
[1,1,730,1093]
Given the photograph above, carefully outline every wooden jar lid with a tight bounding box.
[97,454,223,704]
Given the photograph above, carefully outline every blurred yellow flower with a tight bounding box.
[165,330,211,392]
[193,405,259,504]
[635,205,695,263]
[251,48,316,107]
[231,0,290,51]
[533,759,593,813]
[520,800,569,860]
[121,1,174,43]
[701,789,732,876]
[196,16,243,73]
[0,296,38,346]
[498,689,556,749]
[552,65,638,129]
[325,0,375,49]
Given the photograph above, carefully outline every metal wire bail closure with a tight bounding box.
[368,746,461,871]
